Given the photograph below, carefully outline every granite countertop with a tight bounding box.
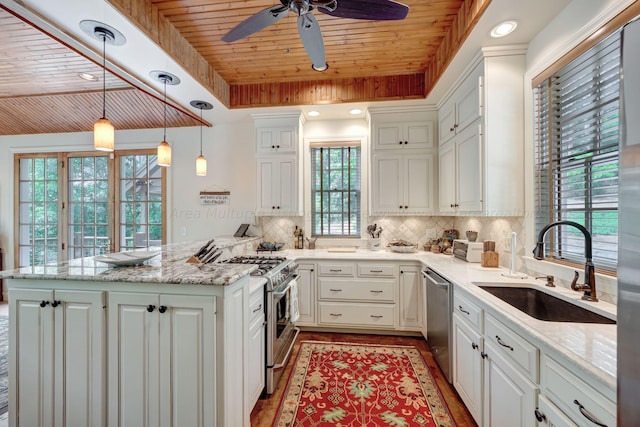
[1,237,261,286]
[283,247,618,397]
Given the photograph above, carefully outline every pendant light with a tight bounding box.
[79,21,126,152]
[190,100,213,176]
[150,71,180,167]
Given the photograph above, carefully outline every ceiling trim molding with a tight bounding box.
[230,74,426,109]
[106,0,230,108]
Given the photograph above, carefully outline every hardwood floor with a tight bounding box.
[250,331,477,426]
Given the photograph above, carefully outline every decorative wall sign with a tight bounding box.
[199,191,230,205]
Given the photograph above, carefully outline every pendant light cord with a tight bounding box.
[163,79,167,141]
[199,107,204,156]
[102,35,107,119]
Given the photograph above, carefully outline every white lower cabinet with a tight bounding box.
[10,288,106,427]
[398,265,422,330]
[247,284,265,410]
[482,341,538,427]
[108,292,216,427]
[452,313,483,423]
[296,263,316,325]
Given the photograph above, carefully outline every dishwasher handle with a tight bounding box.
[421,269,450,289]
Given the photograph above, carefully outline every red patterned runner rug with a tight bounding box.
[272,341,456,427]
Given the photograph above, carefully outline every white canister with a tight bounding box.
[369,238,381,251]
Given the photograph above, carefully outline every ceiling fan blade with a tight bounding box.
[222,5,289,42]
[298,14,327,71]
[317,0,408,20]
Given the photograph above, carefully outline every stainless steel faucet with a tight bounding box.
[533,220,598,302]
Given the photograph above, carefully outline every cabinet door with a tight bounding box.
[455,69,482,133]
[456,123,483,213]
[438,99,456,145]
[296,263,316,325]
[404,154,435,214]
[483,341,538,427]
[371,154,403,215]
[452,314,483,424]
[438,140,457,214]
[257,158,276,214]
[399,266,422,329]
[159,294,216,427]
[257,157,298,215]
[108,292,160,427]
[54,290,105,427]
[373,123,403,149]
[10,289,55,427]
[247,316,265,410]
[256,127,297,153]
[405,122,434,149]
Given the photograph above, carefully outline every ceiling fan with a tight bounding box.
[222,0,409,71]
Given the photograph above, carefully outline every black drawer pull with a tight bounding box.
[458,305,470,315]
[329,288,342,292]
[329,313,342,317]
[370,290,383,294]
[534,408,546,422]
[329,269,342,272]
[370,270,383,273]
[573,400,607,427]
[370,315,383,319]
[252,304,263,313]
[495,335,514,351]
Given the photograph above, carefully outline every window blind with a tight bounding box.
[311,145,361,237]
[534,31,620,271]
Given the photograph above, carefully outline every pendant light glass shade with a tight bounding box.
[94,118,114,151]
[157,140,172,167]
[196,154,207,176]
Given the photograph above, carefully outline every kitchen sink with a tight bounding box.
[473,284,616,324]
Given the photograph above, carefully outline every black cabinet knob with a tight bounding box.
[534,408,546,422]
[40,300,49,308]
[146,304,155,313]
[404,205,408,209]
[158,305,167,314]
[51,300,61,308]
[276,145,280,149]
[398,141,403,144]
[404,141,408,144]
[272,206,276,209]
[481,352,488,359]
[271,145,275,149]
[472,342,478,350]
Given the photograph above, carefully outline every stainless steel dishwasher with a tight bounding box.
[422,267,452,382]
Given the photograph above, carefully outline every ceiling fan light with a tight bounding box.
[94,118,114,152]
[196,155,207,176]
[157,140,172,167]
[312,63,329,72]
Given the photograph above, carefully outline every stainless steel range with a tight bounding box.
[222,255,299,394]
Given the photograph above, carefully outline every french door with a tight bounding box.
[15,150,164,268]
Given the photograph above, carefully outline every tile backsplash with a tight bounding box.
[259,215,524,268]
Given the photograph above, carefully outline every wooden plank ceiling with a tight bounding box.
[0,6,201,135]
[108,0,490,108]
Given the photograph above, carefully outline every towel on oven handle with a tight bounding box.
[288,278,299,323]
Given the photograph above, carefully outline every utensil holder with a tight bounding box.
[369,238,381,251]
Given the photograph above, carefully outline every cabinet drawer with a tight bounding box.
[317,263,356,277]
[453,292,483,332]
[249,289,265,323]
[319,302,395,327]
[358,263,396,277]
[542,355,616,427]
[318,278,395,302]
[537,395,577,427]
[485,314,538,382]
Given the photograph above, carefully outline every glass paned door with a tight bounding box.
[67,154,112,258]
[17,156,59,267]
[118,153,164,249]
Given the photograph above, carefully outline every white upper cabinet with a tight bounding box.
[437,46,526,216]
[373,120,434,150]
[369,107,438,216]
[254,113,304,216]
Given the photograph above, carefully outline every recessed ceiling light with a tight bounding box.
[78,72,98,81]
[349,108,362,115]
[490,21,518,38]
[308,111,320,117]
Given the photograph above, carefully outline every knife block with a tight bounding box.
[481,251,499,268]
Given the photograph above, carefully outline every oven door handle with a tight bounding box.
[273,327,300,369]
[272,276,297,297]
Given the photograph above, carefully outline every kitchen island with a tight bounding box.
[2,237,262,427]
